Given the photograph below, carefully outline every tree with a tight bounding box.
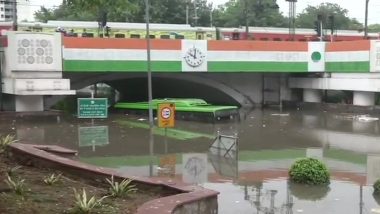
[368,24,380,33]
[296,3,363,31]
[34,0,213,26]
[212,0,287,28]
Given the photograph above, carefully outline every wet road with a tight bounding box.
[1,108,380,214]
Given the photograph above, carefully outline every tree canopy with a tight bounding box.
[33,0,373,30]
[295,3,363,31]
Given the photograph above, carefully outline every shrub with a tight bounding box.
[106,176,137,197]
[6,165,22,177]
[289,158,330,185]
[374,179,380,195]
[72,188,108,214]
[0,134,18,153]
[43,173,62,185]
[4,174,27,195]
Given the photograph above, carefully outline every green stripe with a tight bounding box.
[208,61,308,72]
[64,60,181,72]
[326,61,370,73]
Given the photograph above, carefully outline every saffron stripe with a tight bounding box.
[326,40,370,52]
[63,37,182,50]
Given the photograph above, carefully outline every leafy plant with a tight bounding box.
[0,134,18,153]
[4,174,27,195]
[374,179,380,195]
[72,188,108,213]
[6,165,22,177]
[43,173,62,185]
[105,176,137,197]
[289,158,330,185]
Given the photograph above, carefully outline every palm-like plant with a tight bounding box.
[43,173,62,185]
[0,134,18,153]
[73,188,108,214]
[5,174,27,195]
[105,176,137,197]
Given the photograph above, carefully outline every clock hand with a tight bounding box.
[194,49,197,59]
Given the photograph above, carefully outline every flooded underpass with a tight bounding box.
[1,108,380,214]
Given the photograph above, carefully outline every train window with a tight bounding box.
[232,33,240,40]
[115,33,125,38]
[130,34,140,39]
[148,35,155,39]
[197,34,202,40]
[207,34,213,38]
[298,39,306,41]
[0,7,3,11]
[273,38,281,41]
[160,35,170,39]
[175,35,184,39]
[260,38,269,41]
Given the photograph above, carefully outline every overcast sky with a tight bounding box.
[20,0,380,25]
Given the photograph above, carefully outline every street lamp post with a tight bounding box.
[364,0,369,39]
[145,0,154,177]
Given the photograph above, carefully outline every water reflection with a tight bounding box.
[2,109,380,213]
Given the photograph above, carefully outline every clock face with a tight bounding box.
[184,47,205,67]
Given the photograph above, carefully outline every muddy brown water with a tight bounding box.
[1,108,380,214]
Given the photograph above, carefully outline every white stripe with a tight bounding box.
[64,49,182,61]
[208,51,308,62]
[326,51,369,62]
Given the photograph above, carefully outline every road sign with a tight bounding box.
[78,126,109,147]
[77,98,108,118]
[158,103,175,128]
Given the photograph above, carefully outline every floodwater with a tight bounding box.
[1,108,380,214]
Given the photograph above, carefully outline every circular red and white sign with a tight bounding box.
[161,107,172,119]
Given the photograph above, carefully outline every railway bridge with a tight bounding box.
[1,31,380,112]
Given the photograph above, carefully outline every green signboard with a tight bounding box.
[77,98,108,118]
[78,126,109,147]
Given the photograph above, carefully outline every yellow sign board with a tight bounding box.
[158,103,175,128]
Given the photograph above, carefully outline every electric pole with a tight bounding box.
[364,0,369,39]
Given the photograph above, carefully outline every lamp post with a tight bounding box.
[145,0,154,177]
[12,0,17,30]
[364,0,369,39]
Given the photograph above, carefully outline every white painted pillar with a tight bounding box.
[15,95,44,112]
[303,89,322,103]
[353,91,375,106]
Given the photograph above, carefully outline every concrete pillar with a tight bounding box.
[353,91,375,106]
[15,95,44,112]
[303,89,322,103]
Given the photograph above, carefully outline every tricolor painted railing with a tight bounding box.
[63,37,380,73]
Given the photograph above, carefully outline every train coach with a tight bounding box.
[1,20,378,41]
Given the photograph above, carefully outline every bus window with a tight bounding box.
[130,34,140,39]
[232,33,240,40]
[115,33,125,38]
[160,35,170,39]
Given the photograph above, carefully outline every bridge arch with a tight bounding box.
[65,73,253,107]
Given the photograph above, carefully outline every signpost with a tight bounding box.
[158,103,175,128]
[77,98,108,119]
[78,126,109,148]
